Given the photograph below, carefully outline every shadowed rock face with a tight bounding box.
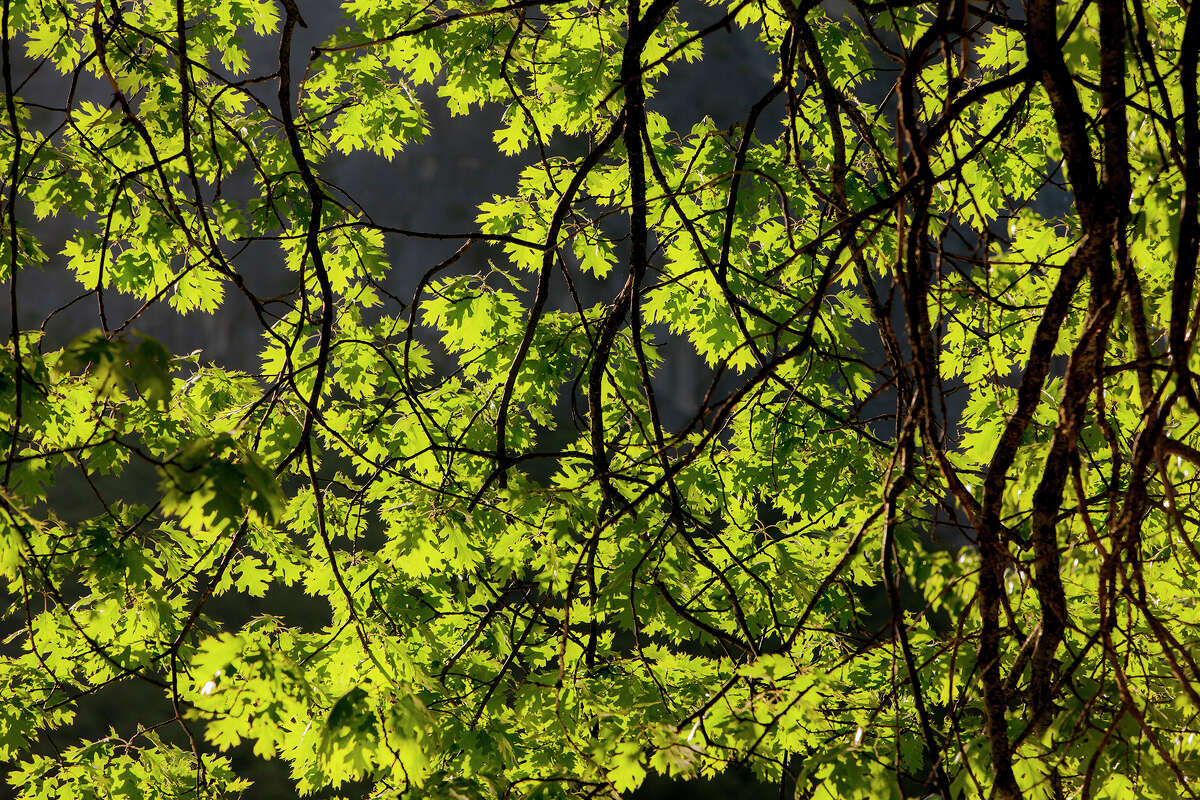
[9,2,777,419]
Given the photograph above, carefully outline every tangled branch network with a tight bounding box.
[0,0,1198,798]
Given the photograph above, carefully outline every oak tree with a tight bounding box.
[0,0,1198,798]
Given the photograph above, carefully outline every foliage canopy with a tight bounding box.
[0,0,1198,798]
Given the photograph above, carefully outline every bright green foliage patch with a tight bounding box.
[0,0,1198,799]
